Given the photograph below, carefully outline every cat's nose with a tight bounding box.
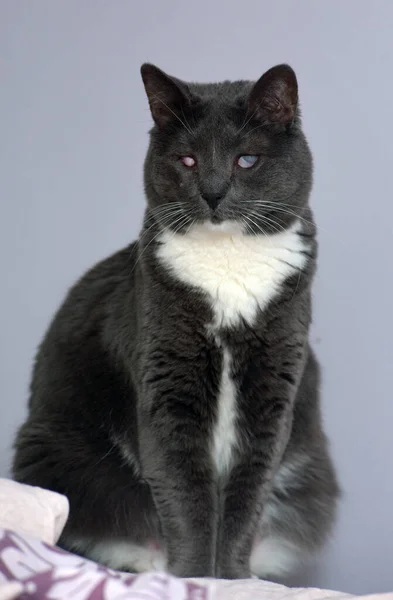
[201,191,226,211]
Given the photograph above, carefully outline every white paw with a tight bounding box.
[83,539,167,574]
[133,546,166,572]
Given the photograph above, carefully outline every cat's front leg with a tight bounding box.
[217,335,307,579]
[216,415,293,578]
[138,368,217,578]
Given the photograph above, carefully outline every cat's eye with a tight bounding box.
[237,155,259,169]
[181,156,196,168]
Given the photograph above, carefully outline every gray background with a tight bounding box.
[1,0,392,594]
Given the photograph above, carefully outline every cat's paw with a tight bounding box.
[127,547,166,573]
[218,567,251,579]
[168,560,215,578]
[84,539,167,574]
[217,560,251,580]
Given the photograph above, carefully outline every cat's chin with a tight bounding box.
[194,219,244,236]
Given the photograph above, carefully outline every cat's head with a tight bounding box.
[141,63,312,235]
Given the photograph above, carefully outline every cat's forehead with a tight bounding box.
[188,79,252,103]
[180,81,252,143]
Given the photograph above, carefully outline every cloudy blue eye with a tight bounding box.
[237,155,259,169]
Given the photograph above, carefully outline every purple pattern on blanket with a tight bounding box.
[0,529,209,599]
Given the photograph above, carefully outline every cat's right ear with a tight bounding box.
[141,64,191,129]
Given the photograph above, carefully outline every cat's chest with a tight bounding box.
[156,220,307,328]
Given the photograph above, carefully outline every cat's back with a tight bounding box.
[28,242,138,413]
[13,242,143,500]
[57,242,137,323]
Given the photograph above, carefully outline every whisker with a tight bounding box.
[173,215,192,236]
[147,208,184,223]
[242,213,260,235]
[242,213,274,246]
[245,201,315,227]
[241,217,252,235]
[240,200,340,240]
[185,218,196,235]
[149,202,184,216]
[246,209,285,235]
[242,200,310,215]
[236,96,267,135]
[131,212,189,275]
[240,124,266,140]
[242,200,308,210]
[241,200,340,241]
[150,93,194,136]
[140,209,184,241]
[270,210,316,230]
[250,204,339,241]
[181,104,195,137]
[243,214,281,253]
[291,268,303,301]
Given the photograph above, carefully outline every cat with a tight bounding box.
[13,62,339,580]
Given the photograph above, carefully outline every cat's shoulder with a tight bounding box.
[48,242,138,333]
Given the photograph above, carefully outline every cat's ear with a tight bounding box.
[247,64,298,125]
[141,63,191,129]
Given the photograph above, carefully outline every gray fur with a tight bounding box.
[13,63,339,580]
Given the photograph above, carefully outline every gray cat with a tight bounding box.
[13,63,339,580]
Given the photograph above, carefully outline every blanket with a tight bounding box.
[0,478,391,600]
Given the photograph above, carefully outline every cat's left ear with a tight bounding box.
[247,64,298,125]
[141,63,191,129]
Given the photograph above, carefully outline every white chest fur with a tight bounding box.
[156,219,308,475]
[212,346,237,474]
[156,219,307,328]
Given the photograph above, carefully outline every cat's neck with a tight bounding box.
[155,219,309,329]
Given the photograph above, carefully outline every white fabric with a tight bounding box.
[0,479,392,600]
[212,579,393,599]
[0,478,69,545]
